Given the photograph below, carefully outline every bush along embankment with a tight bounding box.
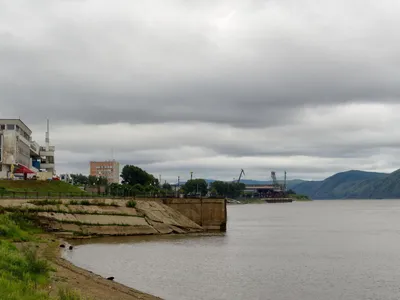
[0,213,87,300]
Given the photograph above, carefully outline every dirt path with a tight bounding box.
[40,236,162,300]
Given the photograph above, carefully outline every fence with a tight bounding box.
[0,191,175,200]
[0,190,216,200]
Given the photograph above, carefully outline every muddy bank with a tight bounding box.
[40,235,163,300]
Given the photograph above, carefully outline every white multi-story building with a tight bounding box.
[0,119,55,179]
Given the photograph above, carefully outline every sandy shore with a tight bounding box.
[40,235,162,300]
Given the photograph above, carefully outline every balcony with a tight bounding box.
[40,163,55,170]
[39,146,55,152]
[30,141,40,157]
[39,146,55,157]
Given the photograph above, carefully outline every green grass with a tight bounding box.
[0,180,86,196]
[0,213,86,300]
[0,214,33,242]
[58,287,87,300]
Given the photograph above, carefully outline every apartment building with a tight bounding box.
[0,119,55,179]
[89,160,120,184]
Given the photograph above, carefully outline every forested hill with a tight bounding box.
[291,170,400,199]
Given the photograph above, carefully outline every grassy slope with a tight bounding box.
[0,180,84,194]
[0,213,86,300]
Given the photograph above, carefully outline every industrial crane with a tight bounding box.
[237,169,245,183]
[271,171,288,192]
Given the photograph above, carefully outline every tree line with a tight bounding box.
[70,165,246,198]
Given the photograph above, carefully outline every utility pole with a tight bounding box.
[176,176,180,198]
[284,171,287,192]
[190,171,193,181]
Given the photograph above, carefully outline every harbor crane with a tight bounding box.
[237,169,245,183]
[271,171,288,192]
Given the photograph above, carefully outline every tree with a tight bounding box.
[121,165,157,186]
[88,175,107,186]
[162,182,172,191]
[210,181,245,198]
[181,179,208,196]
[70,174,89,186]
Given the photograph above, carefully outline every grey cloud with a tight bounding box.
[2,0,400,129]
[2,0,400,180]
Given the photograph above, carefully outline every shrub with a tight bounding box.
[0,214,31,241]
[80,200,90,206]
[126,200,136,208]
[8,212,41,235]
[0,277,50,300]
[30,199,63,206]
[69,200,79,205]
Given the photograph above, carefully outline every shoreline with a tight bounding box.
[42,235,163,300]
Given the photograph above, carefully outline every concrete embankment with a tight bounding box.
[0,199,205,237]
[0,198,227,237]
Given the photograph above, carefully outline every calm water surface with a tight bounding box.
[64,201,400,300]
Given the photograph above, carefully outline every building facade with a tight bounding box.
[89,160,120,184]
[0,119,55,179]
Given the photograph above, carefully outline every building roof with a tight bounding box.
[0,118,32,135]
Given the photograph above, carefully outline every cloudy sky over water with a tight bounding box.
[1,0,400,182]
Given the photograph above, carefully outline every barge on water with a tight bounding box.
[245,184,293,203]
[263,198,293,203]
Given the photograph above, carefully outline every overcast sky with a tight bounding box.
[1,0,400,182]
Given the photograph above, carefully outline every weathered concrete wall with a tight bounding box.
[160,198,227,232]
[0,199,204,237]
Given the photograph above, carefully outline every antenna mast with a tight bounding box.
[45,119,50,150]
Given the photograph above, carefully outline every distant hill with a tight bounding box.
[292,170,391,199]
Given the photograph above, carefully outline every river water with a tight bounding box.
[64,201,400,300]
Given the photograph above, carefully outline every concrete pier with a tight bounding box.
[161,198,227,232]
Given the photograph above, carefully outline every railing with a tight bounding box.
[39,146,55,152]
[0,191,188,200]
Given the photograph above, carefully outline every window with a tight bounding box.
[6,124,14,130]
[0,125,4,130]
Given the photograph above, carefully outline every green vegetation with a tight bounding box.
[0,180,85,193]
[120,165,159,186]
[0,213,87,300]
[292,170,394,199]
[30,199,63,206]
[209,181,246,198]
[126,200,137,208]
[179,179,208,196]
[0,214,34,241]
[58,288,85,300]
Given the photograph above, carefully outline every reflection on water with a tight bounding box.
[64,201,400,300]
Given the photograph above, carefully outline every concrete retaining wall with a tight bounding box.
[159,198,227,232]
